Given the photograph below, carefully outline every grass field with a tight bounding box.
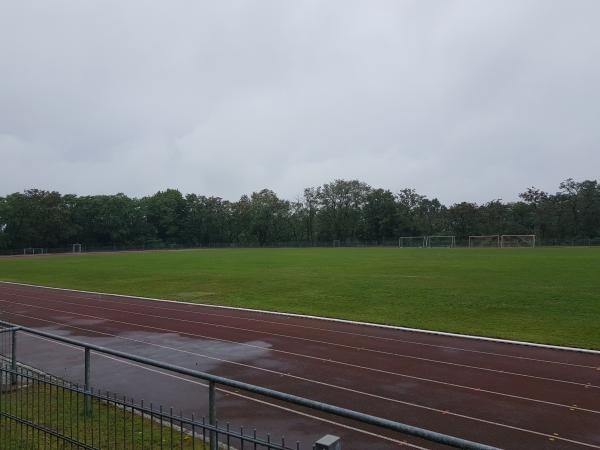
[0,377,206,449]
[0,247,599,349]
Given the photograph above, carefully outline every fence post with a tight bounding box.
[11,329,17,385]
[209,380,217,450]
[315,435,342,450]
[84,346,92,415]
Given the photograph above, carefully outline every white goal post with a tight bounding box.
[427,235,456,248]
[72,243,82,253]
[23,247,45,255]
[398,236,427,248]
[468,235,500,248]
[500,235,536,248]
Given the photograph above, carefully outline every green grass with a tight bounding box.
[0,380,206,449]
[1,247,599,349]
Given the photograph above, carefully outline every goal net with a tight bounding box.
[23,248,45,255]
[427,235,456,248]
[500,235,536,248]
[72,243,82,253]
[469,235,500,248]
[398,236,427,248]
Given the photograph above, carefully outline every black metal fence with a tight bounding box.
[0,322,501,450]
[0,364,295,450]
[3,237,600,256]
[0,241,401,256]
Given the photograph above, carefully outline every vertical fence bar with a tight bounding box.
[209,380,217,450]
[11,329,17,385]
[84,347,91,416]
[0,321,502,450]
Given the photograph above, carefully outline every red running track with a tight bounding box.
[0,281,599,449]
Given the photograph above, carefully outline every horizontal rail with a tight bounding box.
[1,365,291,450]
[0,319,501,450]
[0,326,20,334]
[0,411,98,450]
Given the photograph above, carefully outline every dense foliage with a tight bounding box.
[1,178,599,249]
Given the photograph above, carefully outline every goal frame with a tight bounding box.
[398,236,427,248]
[500,234,536,248]
[468,235,500,248]
[427,235,456,248]
[72,243,82,253]
[23,247,45,255]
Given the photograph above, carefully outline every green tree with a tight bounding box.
[1,190,76,248]
[247,189,292,246]
[395,188,425,235]
[144,189,187,244]
[183,195,233,245]
[447,202,481,240]
[315,179,371,242]
[363,189,397,242]
[71,194,149,247]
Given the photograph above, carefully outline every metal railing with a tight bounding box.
[1,364,295,450]
[0,322,501,450]
[4,237,600,256]
[0,241,403,256]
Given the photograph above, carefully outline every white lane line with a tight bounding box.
[21,333,424,449]
[3,280,599,356]
[12,315,600,449]
[5,287,597,372]
[39,289,596,370]
[1,296,598,393]
[3,306,600,419]
[5,289,599,387]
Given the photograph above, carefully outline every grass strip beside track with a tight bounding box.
[0,380,207,449]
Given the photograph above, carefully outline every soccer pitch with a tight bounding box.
[1,247,598,349]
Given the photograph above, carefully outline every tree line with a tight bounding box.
[1,178,599,250]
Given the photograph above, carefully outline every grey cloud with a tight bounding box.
[1,0,599,204]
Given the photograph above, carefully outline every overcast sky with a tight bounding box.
[1,1,599,205]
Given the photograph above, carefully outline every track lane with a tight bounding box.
[6,310,600,450]
[1,290,599,407]
[1,283,598,381]
[3,281,597,368]
[1,282,599,449]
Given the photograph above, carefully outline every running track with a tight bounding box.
[0,282,599,449]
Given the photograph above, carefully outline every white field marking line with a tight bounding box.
[8,286,595,371]
[3,307,600,419]
[21,333,423,449]
[86,304,600,370]
[1,295,598,393]
[33,336,429,449]
[3,280,600,357]
[12,316,600,450]
[6,290,599,386]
